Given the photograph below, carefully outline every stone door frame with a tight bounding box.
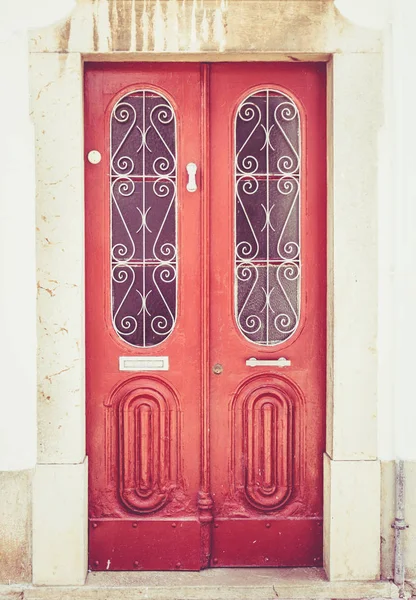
[31,0,382,585]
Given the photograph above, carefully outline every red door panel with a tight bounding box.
[85,63,204,570]
[209,63,326,567]
[85,62,326,571]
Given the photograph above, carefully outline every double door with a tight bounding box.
[85,62,326,570]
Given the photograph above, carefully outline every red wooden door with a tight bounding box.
[85,64,205,570]
[85,62,326,571]
[209,63,326,566]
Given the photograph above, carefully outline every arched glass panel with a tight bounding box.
[235,89,301,346]
[110,90,177,347]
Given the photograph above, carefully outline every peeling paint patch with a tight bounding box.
[153,0,166,52]
[68,2,95,53]
[166,0,179,52]
[95,0,112,52]
[109,0,120,51]
[92,5,99,51]
[201,8,209,44]
[213,6,226,52]
[130,0,137,51]
[141,0,149,52]
[28,0,382,55]
[178,0,188,49]
[0,471,32,583]
[189,0,200,51]
[56,18,71,53]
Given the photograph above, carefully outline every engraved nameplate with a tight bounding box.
[119,356,169,371]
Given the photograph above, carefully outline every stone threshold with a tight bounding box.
[0,569,401,600]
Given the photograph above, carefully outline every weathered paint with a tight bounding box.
[28,0,381,56]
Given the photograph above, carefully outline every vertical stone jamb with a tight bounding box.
[324,52,382,580]
[30,51,87,585]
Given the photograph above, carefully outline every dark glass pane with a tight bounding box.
[236,92,300,177]
[112,264,177,348]
[111,92,176,178]
[235,90,301,346]
[111,178,176,263]
[236,263,300,346]
[110,91,177,348]
[236,176,300,263]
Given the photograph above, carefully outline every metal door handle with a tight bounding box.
[186,162,197,192]
[246,357,291,368]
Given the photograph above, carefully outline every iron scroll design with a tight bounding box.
[235,89,301,346]
[110,90,177,348]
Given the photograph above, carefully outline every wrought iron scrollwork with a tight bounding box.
[110,90,177,347]
[235,89,301,345]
